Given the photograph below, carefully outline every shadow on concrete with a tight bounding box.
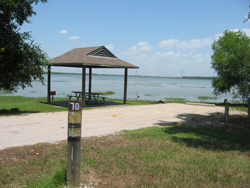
[42,100,125,108]
[0,109,40,116]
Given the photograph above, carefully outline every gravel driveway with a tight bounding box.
[0,103,227,150]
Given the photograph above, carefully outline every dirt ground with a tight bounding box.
[0,103,247,150]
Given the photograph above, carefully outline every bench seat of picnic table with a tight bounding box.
[67,95,82,100]
[67,94,107,104]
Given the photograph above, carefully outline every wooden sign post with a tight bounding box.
[67,101,82,187]
[224,99,229,123]
[248,97,250,118]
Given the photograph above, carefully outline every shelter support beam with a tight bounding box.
[89,68,92,100]
[47,65,51,102]
[123,68,128,104]
[82,66,86,107]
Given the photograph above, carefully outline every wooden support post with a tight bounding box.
[89,68,92,101]
[248,97,250,117]
[82,66,86,107]
[124,68,128,104]
[47,65,51,102]
[67,101,82,187]
[224,99,229,123]
[225,106,229,123]
[67,137,81,186]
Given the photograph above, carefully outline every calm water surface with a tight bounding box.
[2,73,235,103]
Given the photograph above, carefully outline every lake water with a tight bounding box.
[1,73,235,103]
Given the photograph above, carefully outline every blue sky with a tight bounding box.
[22,0,250,77]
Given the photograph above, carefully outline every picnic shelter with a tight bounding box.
[47,46,139,106]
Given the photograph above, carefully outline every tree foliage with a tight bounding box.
[243,3,250,23]
[211,30,250,100]
[0,0,48,92]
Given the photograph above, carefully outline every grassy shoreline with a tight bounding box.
[0,96,248,116]
[0,96,160,116]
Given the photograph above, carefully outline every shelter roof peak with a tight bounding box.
[48,46,139,69]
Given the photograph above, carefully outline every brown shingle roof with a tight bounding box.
[48,46,139,69]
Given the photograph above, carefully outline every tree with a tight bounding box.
[0,0,48,92]
[243,2,250,23]
[211,30,250,100]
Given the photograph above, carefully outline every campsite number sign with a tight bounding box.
[68,101,82,137]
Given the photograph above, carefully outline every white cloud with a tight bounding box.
[119,38,215,76]
[59,30,68,34]
[178,38,213,49]
[193,54,202,58]
[158,37,213,50]
[242,28,250,37]
[214,33,223,40]
[140,54,149,58]
[106,44,114,50]
[133,54,151,61]
[122,42,152,56]
[137,42,152,51]
[130,45,138,51]
[192,54,203,64]
[153,51,181,59]
[158,39,179,49]
[230,29,241,34]
[69,36,80,40]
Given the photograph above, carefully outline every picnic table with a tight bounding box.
[67,91,107,104]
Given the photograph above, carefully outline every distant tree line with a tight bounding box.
[182,76,213,80]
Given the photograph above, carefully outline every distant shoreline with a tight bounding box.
[44,72,213,80]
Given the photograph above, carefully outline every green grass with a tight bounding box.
[1,96,248,116]
[96,90,115,95]
[0,96,68,115]
[231,100,246,104]
[106,98,157,105]
[198,96,219,100]
[0,96,157,116]
[82,124,250,187]
[216,103,248,111]
[0,142,68,188]
[165,97,187,103]
[26,166,66,188]
[1,121,249,187]
[231,106,248,111]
